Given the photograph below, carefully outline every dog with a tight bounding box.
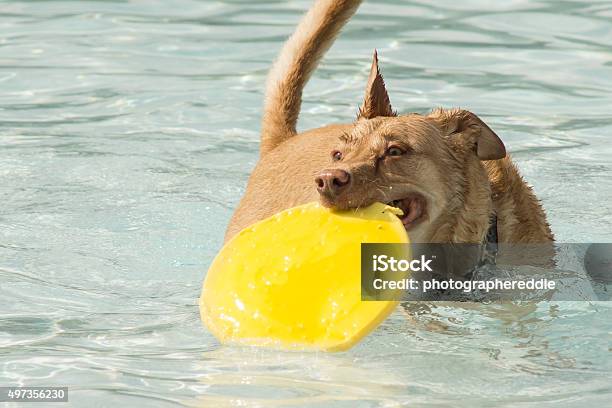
[225,0,554,271]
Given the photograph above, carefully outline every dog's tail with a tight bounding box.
[260,0,363,155]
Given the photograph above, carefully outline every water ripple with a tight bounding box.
[1,0,611,406]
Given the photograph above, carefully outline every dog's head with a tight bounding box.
[315,52,506,241]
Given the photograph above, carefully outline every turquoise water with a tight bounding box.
[1,0,611,406]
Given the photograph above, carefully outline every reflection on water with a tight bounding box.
[1,0,611,406]
[191,346,406,407]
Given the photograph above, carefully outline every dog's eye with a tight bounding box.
[386,146,405,157]
[332,150,343,161]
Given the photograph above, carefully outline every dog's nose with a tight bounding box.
[315,169,351,196]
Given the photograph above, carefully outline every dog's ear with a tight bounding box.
[429,108,506,160]
[357,50,396,120]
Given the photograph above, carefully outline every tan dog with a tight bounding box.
[226,0,553,252]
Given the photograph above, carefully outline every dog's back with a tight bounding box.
[227,0,363,240]
[227,124,352,240]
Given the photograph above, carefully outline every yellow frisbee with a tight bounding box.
[199,202,410,352]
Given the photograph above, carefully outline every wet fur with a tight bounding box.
[226,0,553,248]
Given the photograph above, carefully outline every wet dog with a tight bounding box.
[225,0,553,257]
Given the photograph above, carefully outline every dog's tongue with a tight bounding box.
[400,197,423,226]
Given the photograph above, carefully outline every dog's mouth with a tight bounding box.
[387,193,428,230]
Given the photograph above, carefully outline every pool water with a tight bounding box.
[1,0,611,406]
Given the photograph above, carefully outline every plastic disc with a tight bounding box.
[200,202,410,351]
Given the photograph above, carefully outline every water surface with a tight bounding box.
[1,0,611,406]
